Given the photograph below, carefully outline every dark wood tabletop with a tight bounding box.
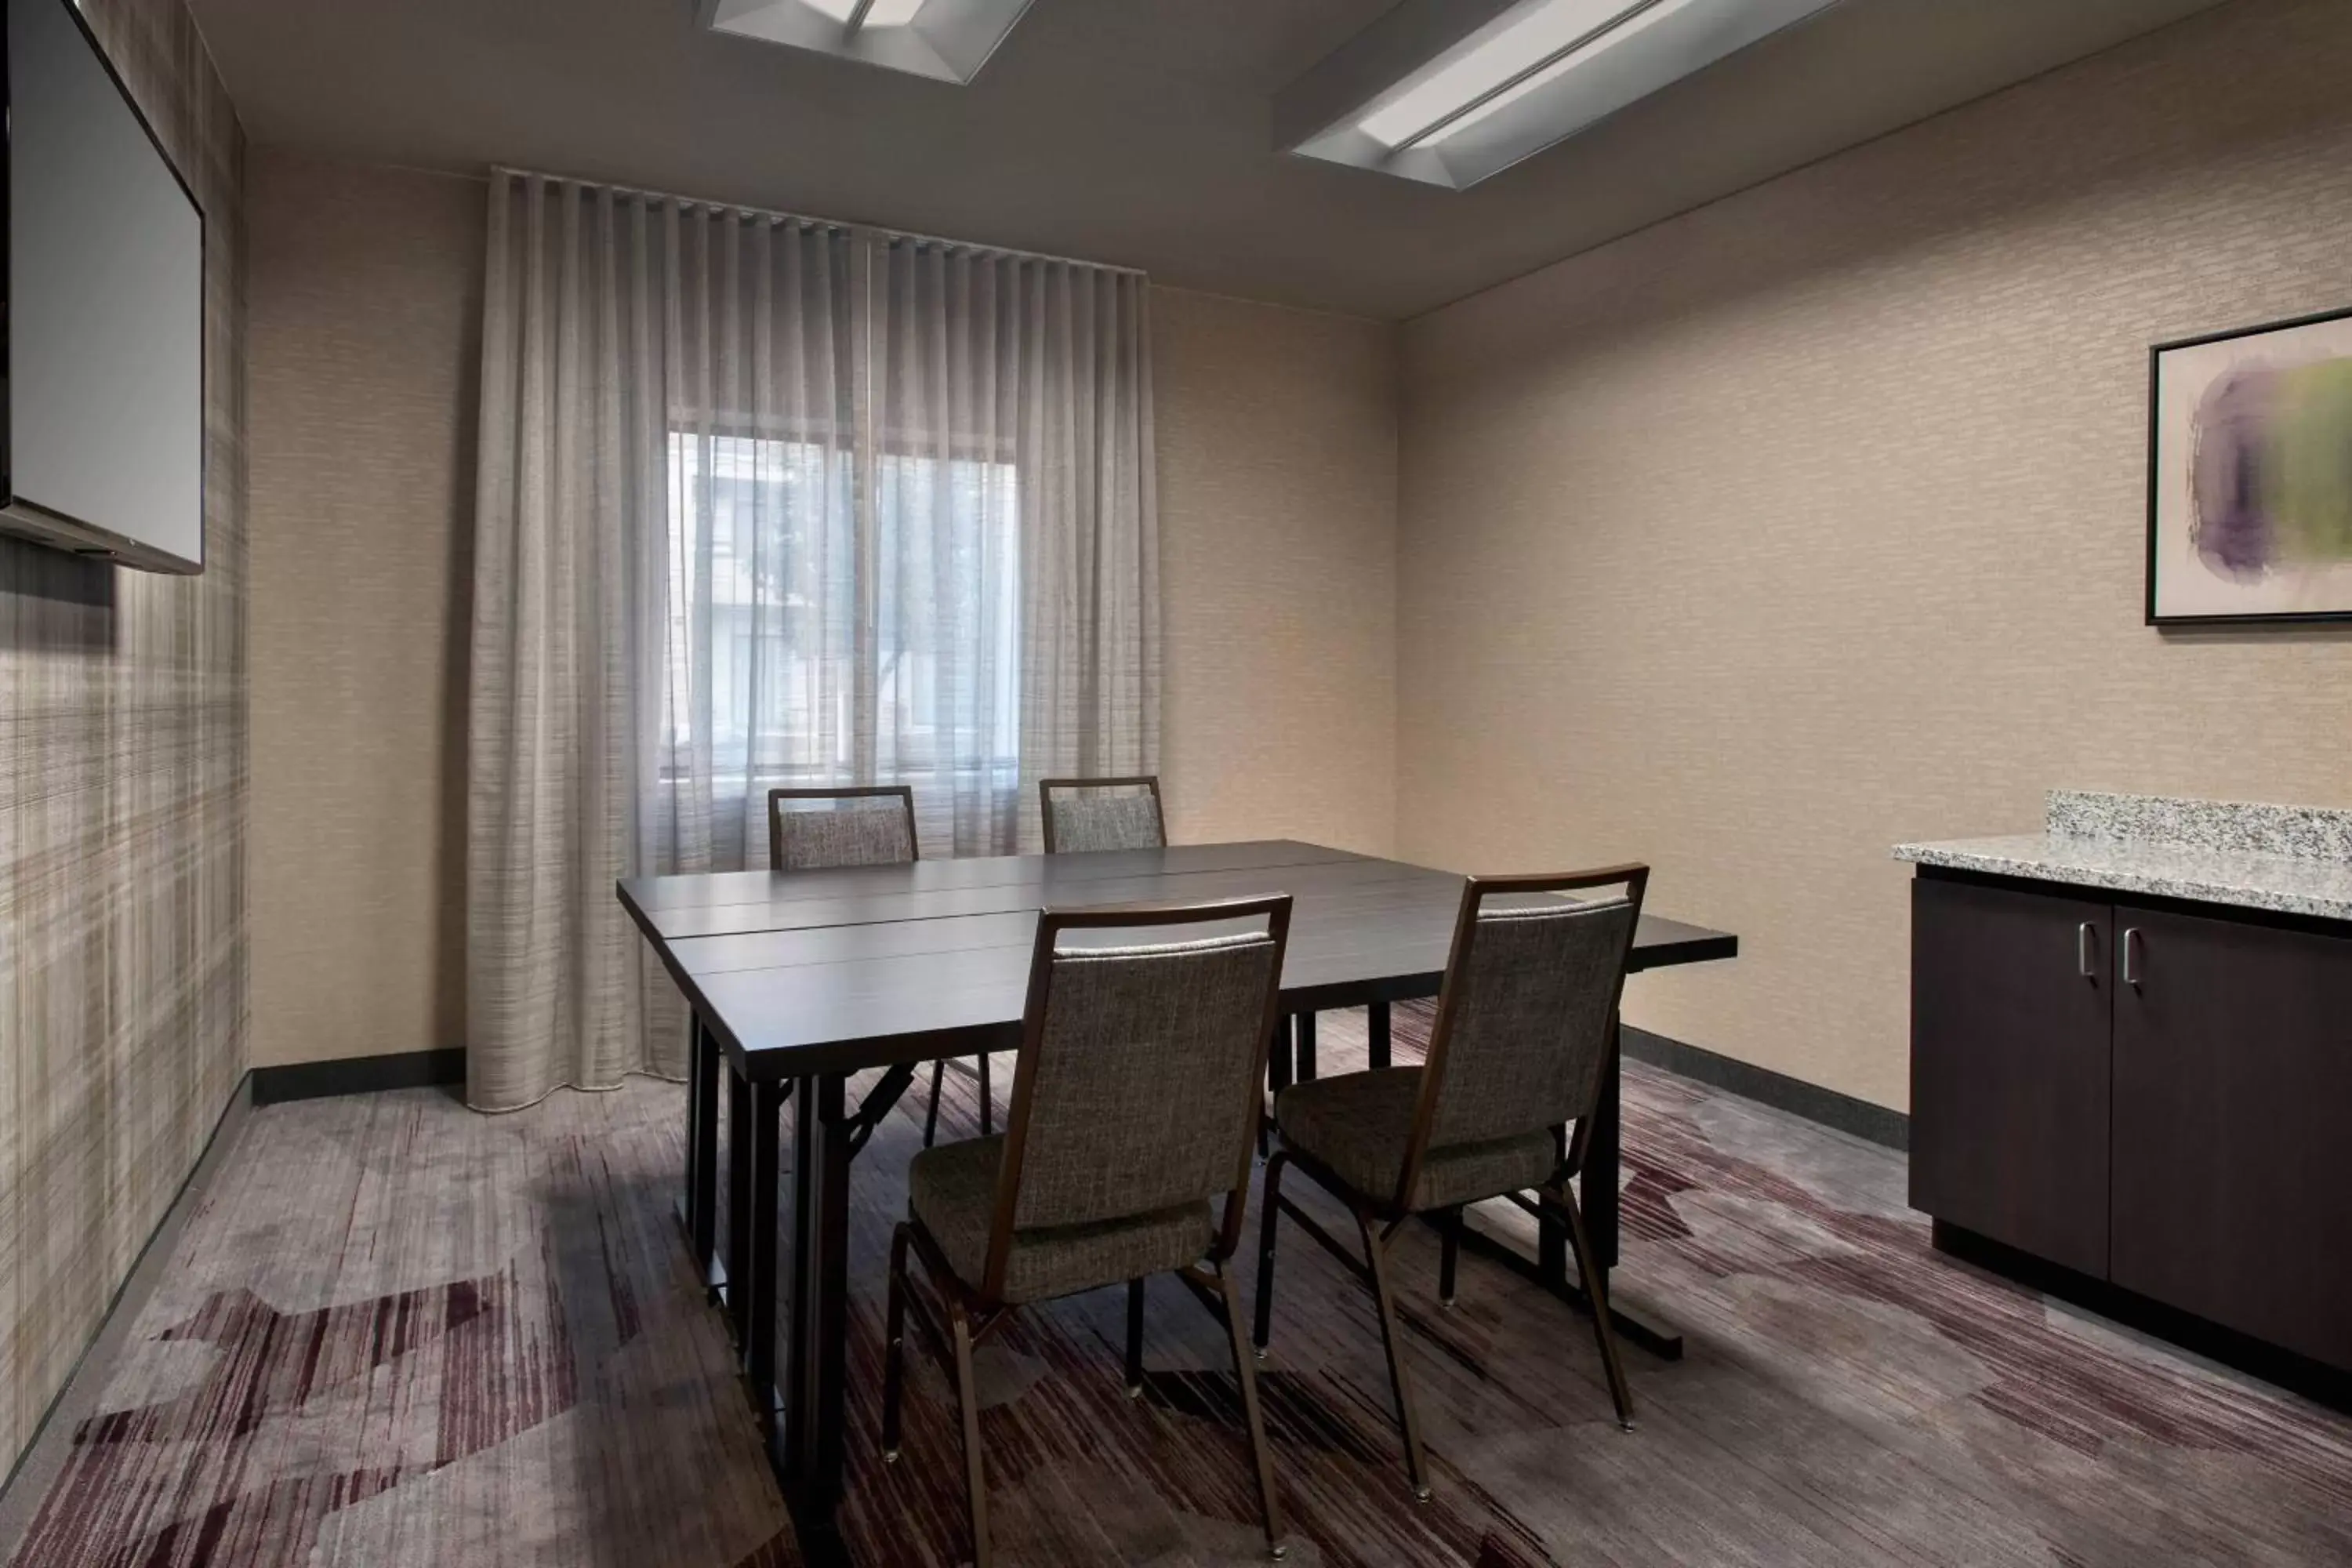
[620,840,1737,1080]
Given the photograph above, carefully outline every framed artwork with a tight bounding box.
[2147,306,2352,626]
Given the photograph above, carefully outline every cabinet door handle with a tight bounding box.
[2077,922,2096,979]
[2122,926,2143,988]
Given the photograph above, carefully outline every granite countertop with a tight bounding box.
[1893,790,2352,924]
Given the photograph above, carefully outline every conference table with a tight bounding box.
[619,840,1737,1563]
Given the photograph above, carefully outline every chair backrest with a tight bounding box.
[768,786,919,872]
[1040,775,1166,854]
[1397,866,1648,1212]
[982,895,1291,1299]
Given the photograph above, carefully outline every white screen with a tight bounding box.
[8,0,205,570]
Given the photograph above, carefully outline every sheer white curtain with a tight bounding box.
[467,172,1157,1112]
[872,238,1159,852]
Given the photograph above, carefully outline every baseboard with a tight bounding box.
[250,1047,466,1105]
[0,1071,255,1533]
[1622,1028,1909,1151]
[1933,1221,2352,1416]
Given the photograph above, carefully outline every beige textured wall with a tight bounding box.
[1156,288,1399,855]
[0,0,246,1473]
[1398,0,2352,1112]
[248,151,483,1067]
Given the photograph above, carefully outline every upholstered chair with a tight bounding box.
[1254,866,1649,1498]
[1039,775,1166,854]
[768,785,919,871]
[882,895,1294,1566]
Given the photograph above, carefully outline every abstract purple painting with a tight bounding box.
[2149,307,2352,625]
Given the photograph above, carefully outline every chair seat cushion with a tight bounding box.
[909,1134,1215,1305]
[1274,1067,1559,1212]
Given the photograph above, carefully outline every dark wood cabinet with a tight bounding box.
[1910,877,2114,1277]
[1911,869,2352,1381]
[2109,907,2352,1370]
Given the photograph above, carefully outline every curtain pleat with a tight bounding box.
[466,174,1157,1112]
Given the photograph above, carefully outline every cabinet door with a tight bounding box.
[1910,877,2114,1276]
[2110,909,2352,1370]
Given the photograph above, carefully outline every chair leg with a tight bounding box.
[1252,1152,1287,1356]
[948,1296,993,1568]
[922,1060,945,1149]
[1438,1207,1461,1308]
[882,1225,910,1460]
[1558,1187,1635,1431]
[1356,1210,1432,1500]
[1211,1264,1288,1559]
[1125,1278,1146,1398]
[978,1052,993,1137]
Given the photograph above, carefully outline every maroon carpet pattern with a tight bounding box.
[7,1004,2350,1566]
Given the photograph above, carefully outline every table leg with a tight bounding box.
[1268,1014,1294,1095]
[1294,1011,1317,1082]
[727,1058,753,1341]
[1581,1011,1682,1359]
[684,1015,720,1283]
[745,1078,785,1421]
[1539,1123,1570,1281]
[1586,1014,1623,1270]
[1444,1008,1685,1360]
[1368,1000,1392,1070]
[784,1073,853,1560]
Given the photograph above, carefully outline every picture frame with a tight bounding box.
[2146,305,2352,626]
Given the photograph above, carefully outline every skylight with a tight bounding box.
[700,0,1032,83]
[1281,0,1840,190]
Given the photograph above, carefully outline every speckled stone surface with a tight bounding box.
[1894,791,2352,923]
[2045,789,2352,861]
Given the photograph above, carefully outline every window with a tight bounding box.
[661,429,1021,796]
[870,450,1023,776]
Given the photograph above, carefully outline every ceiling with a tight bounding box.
[190,0,2234,319]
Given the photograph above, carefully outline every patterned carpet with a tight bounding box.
[7,1006,2350,1566]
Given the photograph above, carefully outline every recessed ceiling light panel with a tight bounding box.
[1280,0,1839,190]
[798,0,926,25]
[701,0,1033,84]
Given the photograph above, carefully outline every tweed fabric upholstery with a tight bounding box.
[1276,1069,1559,1212]
[910,1136,1215,1303]
[1011,932,1276,1231]
[1427,898,1635,1149]
[1047,787,1164,853]
[773,798,916,871]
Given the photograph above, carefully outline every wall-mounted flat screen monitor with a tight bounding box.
[2,0,206,574]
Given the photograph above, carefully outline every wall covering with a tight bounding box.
[1399,0,2352,1112]
[246,151,481,1071]
[0,0,247,1475]
[1156,286,1399,858]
